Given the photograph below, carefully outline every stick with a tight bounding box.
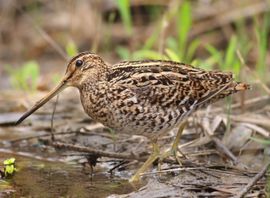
[197,95,270,115]
[51,142,147,162]
[235,162,270,198]
[50,95,59,141]
[212,137,238,164]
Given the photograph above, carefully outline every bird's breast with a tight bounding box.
[79,87,183,137]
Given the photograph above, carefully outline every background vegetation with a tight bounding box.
[0,0,269,91]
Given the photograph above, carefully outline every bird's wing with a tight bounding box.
[108,60,234,111]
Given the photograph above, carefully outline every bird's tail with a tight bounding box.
[209,81,250,104]
[233,82,251,91]
[197,81,250,109]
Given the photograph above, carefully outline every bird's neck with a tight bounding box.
[78,64,110,90]
[79,80,110,122]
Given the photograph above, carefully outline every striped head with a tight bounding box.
[16,52,108,124]
[64,52,108,87]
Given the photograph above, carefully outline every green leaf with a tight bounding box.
[177,1,192,58]
[143,30,160,50]
[66,41,78,57]
[22,61,39,91]
[224,35,237,69]
[250,137,270,145]
[116,46,130,60]
[205,44,223,66]
[166,37,178,53]
[116,0,132,35]
[3,158,15,165]
[3,158,17,177]
[193,59,213,70]
[4,61,40,91]
[165,48,180,62]
[186,39,200,63]
[255,13,270,79]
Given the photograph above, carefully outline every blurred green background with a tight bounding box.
[0,0,269,92]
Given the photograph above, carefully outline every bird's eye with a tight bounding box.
[75,60,83,67]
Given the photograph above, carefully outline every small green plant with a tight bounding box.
[0,158,17,178]
[65,40,78,58]
[5,61,40,91]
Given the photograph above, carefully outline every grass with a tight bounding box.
[115,0,250,76]
[5,61,40,92]
[115,1,269,84]
[255,12,270,80]
[66,40,79,58]
[204,35,241,77]
[116,0,133,36]
[116,1,200,62]
[5,2,269,94]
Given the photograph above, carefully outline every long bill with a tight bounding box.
[16,79,68,125]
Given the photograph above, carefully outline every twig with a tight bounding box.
[16,6,68,60]
[197,95,270,115]
[50,95,59,141]
[235,162,270,198]
[108,160,129,174]
[10,130,115,143]
[10,131,75,143]
[228,114,270,128]
[200,121,238,164]
[50,141,191,166]
[141,166,203,176]
[212,137,238,165]
[51,142,147,162]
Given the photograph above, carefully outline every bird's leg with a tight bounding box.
[171,121,187,165]
[129,140,159,183]
[159,121,187,167]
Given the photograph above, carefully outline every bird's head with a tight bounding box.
[16,51,108,124]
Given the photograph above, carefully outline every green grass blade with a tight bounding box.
[22,61,40,91]
[205,44,223,66]
[250,136,270,145]
[186,39,200,63]
[165,48,180,62]
[116,46,130,60]
[255,13,270,80]
[177,1,191,59]
[66,41,78,57]
[116,0,133,35]
[224,35,237,70]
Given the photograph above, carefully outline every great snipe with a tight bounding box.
[16,52,250,182]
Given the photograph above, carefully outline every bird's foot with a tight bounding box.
[129,142,160,183]
[158,147,186,170]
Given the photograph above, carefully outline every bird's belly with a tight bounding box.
[102,105,183,137]
[80,91,183,137]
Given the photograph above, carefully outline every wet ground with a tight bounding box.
[0,151,135,198]
[0,89,269,197]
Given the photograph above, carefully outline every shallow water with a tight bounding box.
[0,152,134,198]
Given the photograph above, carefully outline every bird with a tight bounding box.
[16,51,250,182]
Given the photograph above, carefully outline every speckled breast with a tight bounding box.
[79,84,183,138]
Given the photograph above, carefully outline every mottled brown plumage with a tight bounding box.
[16,51,250,182]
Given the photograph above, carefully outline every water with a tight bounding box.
[0,152,135,198]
